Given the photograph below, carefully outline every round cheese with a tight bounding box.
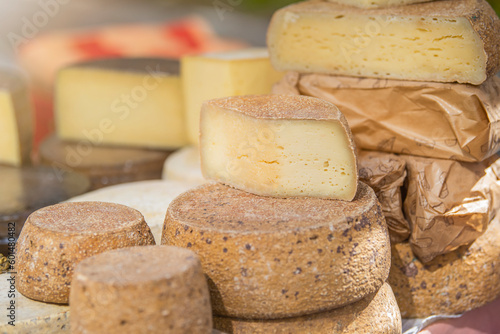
[213,283,401,334]
[70,246,212,334]
[163,182,390,319]
[162,146,205,185]
[389,214,500,317]
[16,202,155,304]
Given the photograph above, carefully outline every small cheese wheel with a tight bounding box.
[16,202,155,304]
[388,214,500,317]
[213,283,401,334]
[162,146,206,185]
[70,246,212,334]
[200,94,358,200]
[163,182,390,319]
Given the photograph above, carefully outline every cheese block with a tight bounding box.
[66,180,197,243]
[213,283,401,334]
[162,182,390,319]
[70,246,212,334]
[16,202,155,304]
[267,0,500,85]
[200,95,358,200]
[0,69,33,166]
[162,146,206,185]
[56,58,187,149]
[40,135,171,190]
[388,213,500,317]
[182,48,284,144]
[327,0,433,8]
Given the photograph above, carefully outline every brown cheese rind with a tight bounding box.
[70,246,212,334]
[162,182,390,319]
[213,283,401,334]
[16,202,155,304]
[389,213,500,317]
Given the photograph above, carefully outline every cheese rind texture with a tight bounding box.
[213,283,401,334]
[0,70,33,166]
[56,58,187,149]
[389,213,500,317]
[70,246,212,334]
[182,48,284,144]
[327,0,433,8]
[267,0,500,84]
[200,95,358,200]
[16,202,155,304]
[162,182,390,319]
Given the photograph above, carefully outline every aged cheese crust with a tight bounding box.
[327,0,433,9]
[213,283,401,334]
[388,214,500,317]
[16,202,155,304]
[268,0,500,84]
[162,182,390,319]
[70,246,212,334]
[200,94,358,200]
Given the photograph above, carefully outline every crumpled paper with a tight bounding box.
[273,72,500,162]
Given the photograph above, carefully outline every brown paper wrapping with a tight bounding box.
[402,155,500,262]
[273,72,500,162]
[358,151,409,243]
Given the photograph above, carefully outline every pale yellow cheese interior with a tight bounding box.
[0,91,22,166]
[201,106,357,200]
[182,48,284,145]
[327,0,432,8]
[56,68,187,149]
[268,12,486,84]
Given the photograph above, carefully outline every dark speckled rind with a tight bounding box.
[162,182,390,319]
[16,202,155,304]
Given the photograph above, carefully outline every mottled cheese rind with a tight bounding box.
[388,214,500,317]
[70,246,212,334]
[162,182,390,319]
[182,48,284,144]
[16,202,155,304]
[327,0,433,8]
[268,0,500,84]
[213,283,401,334]
[56,58,187,149]
[200,95,358,200]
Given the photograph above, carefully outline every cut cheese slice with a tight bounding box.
[16,202,155,304]
[200,95,358,200]
[267,0,500,84]
[327,0,433,8]
[181,48,284,144]
[162,146,206,185]
[0,69,33,166]
[56,58,187,149]
[163,182,390,319]
[70,246,212,334]
[213,283,401,334]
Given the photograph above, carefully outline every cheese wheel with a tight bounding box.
[70,246,212,334]
[213,283,401,334]
[16,202,155,304]
[66,180,198,243]
[162,146,206,185]
[388,213,500,317]
[200,94,358,200]
[163,182,390,319]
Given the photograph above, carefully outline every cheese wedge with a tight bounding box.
[182,48,284,144]
[56,58,187,149]
[0,69,33,166]
[327,0,433,8]
[268,0,500,84]
[200,95,358,200]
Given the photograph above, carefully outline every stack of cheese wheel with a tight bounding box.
[162,94,402,333]
[267,0,500,318]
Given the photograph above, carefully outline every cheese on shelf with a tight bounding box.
[182,48,284,144]
[213,283,401,334]
[327,0,433,8]
[0,69,33,166]
[70,246,212,334]
[163,182,390,319]
[267,0,500,84]
[16,202,155,304]
[56,58,187,149]
[162,146,206,185]
[200,95,358,200]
